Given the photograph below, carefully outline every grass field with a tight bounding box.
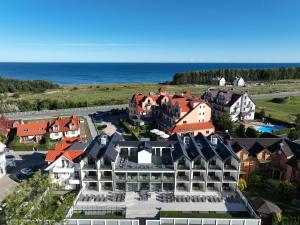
[255,96,300,123]
[6,80,300,104]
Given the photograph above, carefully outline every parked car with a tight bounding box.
[20,168,34,176]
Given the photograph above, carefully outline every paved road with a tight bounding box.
[84,115,97,138]
[3,91,300,121]
[252,91,300,99]
[4,104,128,120]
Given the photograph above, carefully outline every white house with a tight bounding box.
[202,89,255,122]
[233,77,245,86]
[218,77,226,86]
[0,142,6,178]
[45,138,88,190]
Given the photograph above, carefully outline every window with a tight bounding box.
[183,121,187,124]
[206,130,209,134]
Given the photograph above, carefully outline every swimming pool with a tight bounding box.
[253,124,287,133]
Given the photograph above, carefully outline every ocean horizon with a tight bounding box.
[0,62,300,85]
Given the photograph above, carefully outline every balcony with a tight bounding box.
[207,175,221,182]
[127,176,138,182]
[150,176,161,182]
[162,176,174,182]
[224,164,237,171]
[69,179,80,185]
[177,165,190,170]
[99,164,112,170]
[83,176,98,181]
[82,164,97,170]
[223,176,236,182]
[193,164,206,170]
[176,176,189,181]
[192,176,205,182]
[139,176,150,182]
[208,165,221,170]
[115,176,126,181]
[100,176,112,181]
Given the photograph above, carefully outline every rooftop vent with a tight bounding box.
[210,135,218,145]
[100,134,108,145]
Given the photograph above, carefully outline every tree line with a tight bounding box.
[172,67,300,84]
[0,76,59,93]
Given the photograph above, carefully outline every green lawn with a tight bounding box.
[6,80,300,106]
[255,96,300,123]
[160,211,251,219]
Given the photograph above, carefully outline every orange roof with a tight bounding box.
[45,137,83,162]
[49,116,80,133]
[171,121,215,133]
[16,121,48,137]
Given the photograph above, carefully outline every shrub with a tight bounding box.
[238,178,247,191]
[245,127,259,137]
[278,181,296,201]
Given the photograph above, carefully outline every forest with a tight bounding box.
[0,76,59,93]
[172,67,300,84]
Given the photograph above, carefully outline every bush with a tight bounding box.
[278,181,296,201]
[238,178,247,191]
[246,127,259,137]
[270,97,289,104]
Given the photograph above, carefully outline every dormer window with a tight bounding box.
[24,128,28,132]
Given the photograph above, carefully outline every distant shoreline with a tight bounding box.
[1,62,300,85]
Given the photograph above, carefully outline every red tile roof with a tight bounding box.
[49,116,80,133]
[171,121,215,133]
[16,116,80,137]
[16,121,48,137]
[45,137,83,162]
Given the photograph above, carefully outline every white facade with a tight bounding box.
[64,129,81,138]
[233,77,245,86]
[138,150,152,164]
[0,142,6,178]
[218,77,226,86]
[50,132,64,140]
[229,92,255,121]
[46,155,81,190]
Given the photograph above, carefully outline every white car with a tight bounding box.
[20,168,34,176]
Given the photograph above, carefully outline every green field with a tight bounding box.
[255,96,300,123]
[6,80,300,104]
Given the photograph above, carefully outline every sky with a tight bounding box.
[0,0,300,62]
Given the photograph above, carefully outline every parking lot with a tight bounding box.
[0,150,47,201]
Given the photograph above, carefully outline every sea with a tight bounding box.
[0,62,300,85]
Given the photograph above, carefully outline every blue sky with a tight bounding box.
[0,0,300,62]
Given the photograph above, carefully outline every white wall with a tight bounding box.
[138,150,152,164]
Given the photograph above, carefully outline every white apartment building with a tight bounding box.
[203,89,255,122]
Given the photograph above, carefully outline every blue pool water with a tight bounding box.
[254,124,287,133]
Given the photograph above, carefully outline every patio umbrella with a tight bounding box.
[161,133,170,139]
[150,129,159,134]
[157,131,165,136]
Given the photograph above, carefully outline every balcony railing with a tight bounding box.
[100,176,112,181]
[83,176,98,181]
[192,176,205,181]
[127,176,138,182]
[208,165,221,170]
[139,176,150,182]
[224,164,237,170]
[223,176,236,182]
[115,176,126,181]
[150,176,161,182]
[99,164,112,170]
[162,176,174,182]
[207,175,221,182]
[82,164,97,170]
[176,176,190,181]
[193,164,206,170]
[177,165,190,170]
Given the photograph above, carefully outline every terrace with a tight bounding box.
[74,190,250,219]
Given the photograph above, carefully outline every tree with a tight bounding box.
[245,127,258,138]
[238,178,247,191]
[295,113,300,130]
[3,171,75,224]
[214,112,234,132]
[288,128,299,141]
[0,132,7,143]
[278,181,296,201]
[235,124,245,136]
[248,174,263,190]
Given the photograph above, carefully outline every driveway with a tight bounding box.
[0,175,18,202]
[97,114,128,136]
